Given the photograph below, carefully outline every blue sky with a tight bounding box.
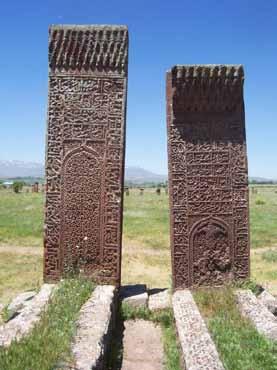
[0,0,276,177]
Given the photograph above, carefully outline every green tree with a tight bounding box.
[12,181,24,193]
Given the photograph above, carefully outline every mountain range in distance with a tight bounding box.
[0,160,167,184]
[0,160,275,184]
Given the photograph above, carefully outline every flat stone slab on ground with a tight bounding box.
[72,285,116,370]
[0,284,55,347]
[7,290,37,319]
[257,290,277,315]
[121,320,164,370]
[148,289,171,311]
[236,289,277,341]
[172,289,224,370]
[120,284,148,308]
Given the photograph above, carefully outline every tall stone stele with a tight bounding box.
[44,25,128,285]
[166,65,250,289]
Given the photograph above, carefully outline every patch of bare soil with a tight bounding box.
[121,320,164,370]
[0,246,42,256]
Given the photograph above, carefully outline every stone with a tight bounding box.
[7,290,36,320]
[121,320,164,370]
[44,25,129,285]
[148,289,171,311]
[120,284,148,308]
[0,284,55,347]
[72,285,116,370]
[172,290,224,370]
[166,65,250,289]
[257,290,277,315]
[32,182,39,193]
[236,289,277,341]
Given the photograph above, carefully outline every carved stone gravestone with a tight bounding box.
[44,25,128,285]
[167,65,249,289]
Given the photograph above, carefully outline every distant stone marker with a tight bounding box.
[167,65,249,289]
[44,25,128,285]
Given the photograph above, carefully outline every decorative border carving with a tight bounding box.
[167,65,249,289]
[44,25,128,285]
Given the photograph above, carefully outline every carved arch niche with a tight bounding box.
[60,145,103,274]
[189,217,233,286]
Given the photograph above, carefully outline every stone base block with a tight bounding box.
[257,290,277,315]
[120,284,148,308]
[148,289,171,311]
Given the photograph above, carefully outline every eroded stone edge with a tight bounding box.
[172,289,225,370]
[0,284,55,347]
[72,285,116,370]
[235,289,277,341]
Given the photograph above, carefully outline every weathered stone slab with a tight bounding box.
[257,290,277,315]
[236,289,277,340]
[7,290,36,319]
[0,284,55,347]
[120,284,148,308]
[172,290,224,370]
[121,320,164,370]
[148,289,171,311]
[166,65,249,289]
[71,285,116,370]
[44,25,129,285]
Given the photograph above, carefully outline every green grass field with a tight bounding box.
[0,186,277,302]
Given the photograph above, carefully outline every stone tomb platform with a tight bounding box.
[0,284,55,347]
[236,289,277,341]
[172,289,224,370]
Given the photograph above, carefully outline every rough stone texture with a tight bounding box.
[121,320,164,370]
[72,285,116,370]
[7,291,36,319]
[44,25,129,285]
[120,284,148,308]
[0,284,55,347]
[257,290,277,315]
[166,65,250,289]
[148,289,171,311]
[236,289,277,340]
[172,289,224,370]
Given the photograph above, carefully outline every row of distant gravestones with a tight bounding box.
[23,185,168,195]
[24,186,271,195]
[124,187,168,195]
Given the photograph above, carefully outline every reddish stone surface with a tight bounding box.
[166,65,250,289]
[44,25,128,285]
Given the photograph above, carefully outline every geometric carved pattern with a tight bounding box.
[44,25,128,285]
[167,65,250,289]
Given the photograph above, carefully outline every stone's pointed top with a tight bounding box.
[49,24,128,74]
[169,64,244,79]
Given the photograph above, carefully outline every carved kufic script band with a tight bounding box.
[44,25,128,285]
[166,65,250,289]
